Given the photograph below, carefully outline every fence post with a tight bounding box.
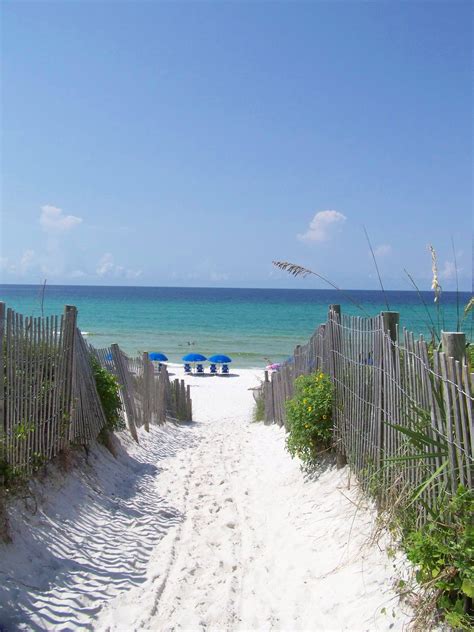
[441,332,466,362]
[381,312,399,347]
[379,311,400,479]
[0,302,5,482]
[328,305,346,468]
[179,379,186,420]
[294,345,301,377]
[64,305,78,446]
[156,367,167,424]
[142,352,151,431]
[263,370,271,424]
[111,343,139,442]
[186,384,192,421]
[173,378,180,417]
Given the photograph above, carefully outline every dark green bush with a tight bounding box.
[285,371,333,464]
[404,486,474,630]
[90,357,124,432]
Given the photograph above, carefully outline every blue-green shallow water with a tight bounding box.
[0,285,471,368]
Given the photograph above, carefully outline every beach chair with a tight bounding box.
[196,364,204,374]
[184,363,191,374]
[221,363,229,374]
[209,363,217,374]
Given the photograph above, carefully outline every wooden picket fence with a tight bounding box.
[92,345,192,441]
[0,303,193,477]
[262,306,473,524]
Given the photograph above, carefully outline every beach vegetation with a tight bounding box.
[253,385,265,422]
[272,260,369,316]
[378,399,474,630]
[274,241,473,350]
[285,372,333,464]
[90,357,124,433]
[404,486,474,630]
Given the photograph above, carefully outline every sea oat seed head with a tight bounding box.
[429,244,442,303]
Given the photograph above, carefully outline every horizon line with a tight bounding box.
[0,282,470,294]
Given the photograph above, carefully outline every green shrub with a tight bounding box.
[285,371,333,464]
[404,486,474,630]
[90,357,124,432]
[253,386,265,422]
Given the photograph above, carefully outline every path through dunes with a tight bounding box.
[98,370,411,631]
[1,369,411,631]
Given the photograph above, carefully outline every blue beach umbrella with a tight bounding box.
[208,354,232,364]
[149,352,168,362]
[182,353,207,362]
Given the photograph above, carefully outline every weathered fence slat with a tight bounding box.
[259,304,473,525]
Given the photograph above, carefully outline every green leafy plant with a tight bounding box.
[90,357,124,432]
[404,486,474,630]
[285,371,333,464]
[383,396,473,629]
[253,385,265,422]
[14,421,35,441]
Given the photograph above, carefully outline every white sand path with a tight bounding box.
[0,368,411,631]
[98,369,411,631]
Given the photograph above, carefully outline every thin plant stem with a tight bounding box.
[451,237,460,332]
[272,260,370,316]
[363,226,390,311]
[403,269,439,343]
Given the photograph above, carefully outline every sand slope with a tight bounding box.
[0,368,411,631]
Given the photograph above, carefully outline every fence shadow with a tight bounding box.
[302,453,338,482]
[0,426,193,629]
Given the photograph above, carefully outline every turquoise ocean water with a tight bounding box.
[0,285,471,368]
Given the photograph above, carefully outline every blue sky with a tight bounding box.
[1,1,472,290]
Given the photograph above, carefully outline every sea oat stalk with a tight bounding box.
[429,245,442,304]
[429,244,444,335]
[272,260,370,316]
[363,226,390,311]
[404,269,439,344]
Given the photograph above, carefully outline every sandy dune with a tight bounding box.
[0,368,411,631]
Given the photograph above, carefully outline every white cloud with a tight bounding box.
[0,257,15,274]
[298,210,346,242]
[210,271,230,282]
[19,249,35,274]
[373,244,392,257]
[0,250,36,277]
[440,260,462,280]
[96,253,115,277]
[96,253,142,279]
[40,205,82,232]
[70,269,86,279]
[186,271,201,281]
